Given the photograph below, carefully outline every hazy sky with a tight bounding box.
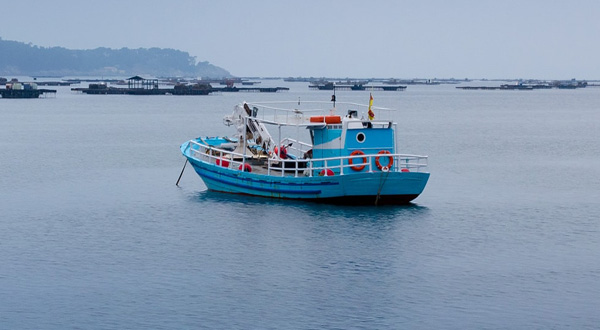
[1,0,599,79]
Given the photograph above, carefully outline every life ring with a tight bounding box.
[348,150,366,171]
[375,150,393,171]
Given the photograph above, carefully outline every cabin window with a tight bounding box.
[356,132,366,143]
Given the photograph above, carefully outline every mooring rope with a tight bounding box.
[374,168,391,206]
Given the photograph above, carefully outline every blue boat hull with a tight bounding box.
[184,153,429,205]
[179,101,431,205]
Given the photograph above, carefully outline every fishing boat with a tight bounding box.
[179,99,430,205]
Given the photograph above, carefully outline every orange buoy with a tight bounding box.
[375,150,393,171]
[309,115,342,124]
[348,150,367,171]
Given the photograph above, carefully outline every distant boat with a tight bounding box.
[179,100,430,205]
[1,82,56,98]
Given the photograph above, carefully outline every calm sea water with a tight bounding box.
[1,80,599,329]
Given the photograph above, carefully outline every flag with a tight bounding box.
[368,93,375,120]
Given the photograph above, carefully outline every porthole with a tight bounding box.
[356,132,366,143]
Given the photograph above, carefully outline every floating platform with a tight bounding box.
[0,89,57,99]
[72,85,289,95]
[457,85,536,90]
[309,83,406,91]
[71,87,212,95]
[210,86,289,93]
[457,81,587,90]
[35,81,73,86]
[71,84,212,95]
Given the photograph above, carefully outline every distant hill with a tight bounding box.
[0,38,231,78]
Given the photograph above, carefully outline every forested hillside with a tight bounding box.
[0,38,231,78]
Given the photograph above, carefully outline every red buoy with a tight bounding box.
[274,145,288,159]
[239,163,252,172]
[319,169,334,176]
[216,157,230,167]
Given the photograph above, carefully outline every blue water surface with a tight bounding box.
[1,80,599,329]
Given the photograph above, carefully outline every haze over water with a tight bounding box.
[1,80,599,329]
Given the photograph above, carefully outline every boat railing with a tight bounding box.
[189,139,250,166]
[266,153,428,177]
[188,140,428,178]
[245,101,396,126]
[279,137,312,158]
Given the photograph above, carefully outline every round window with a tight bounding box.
[356,132,366,143]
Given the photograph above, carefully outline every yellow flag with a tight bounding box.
[368,93,375,120]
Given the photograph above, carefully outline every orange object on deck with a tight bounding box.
[309,115,342,124]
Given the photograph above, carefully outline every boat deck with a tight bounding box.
[222,155,309,177]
